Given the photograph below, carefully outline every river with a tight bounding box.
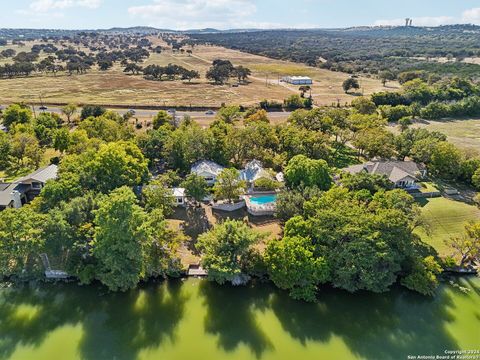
[0,276,478,360]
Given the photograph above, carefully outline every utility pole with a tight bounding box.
[31,104,37,120]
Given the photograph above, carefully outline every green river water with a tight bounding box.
[0,277,478,360]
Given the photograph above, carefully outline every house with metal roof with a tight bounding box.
[240,160,273,185]
[0,164,58,210]
[342,161,426,189]
[191,160,225,186]
[282,76,313,85]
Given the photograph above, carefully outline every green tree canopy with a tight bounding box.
[197,219,263,285]
[265,235,329,301]
[93,187,149,291]
[182,173,209,203]
[342,78,360,93]
[86,141,150,193]
[213,168,246,203]
[284,155,332,190]
[2,104,33,128]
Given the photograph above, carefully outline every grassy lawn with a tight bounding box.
[0,41,395,108]
[415,197,480,257]
[412,118,480,152]
[419,182,439,193]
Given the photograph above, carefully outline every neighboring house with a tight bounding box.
[343,161,426,188]
[240,160,273,186]
[0,164,58,210]
[172,187,187,206]
[191,160,225,186]
[275,172,284,183]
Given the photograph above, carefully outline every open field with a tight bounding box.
[415,197,480,257]
[414,119,480,153]
[0,42,397,107]
[389,118,480,153]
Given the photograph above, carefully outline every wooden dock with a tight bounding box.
[187,264,207,277]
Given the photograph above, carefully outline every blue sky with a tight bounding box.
[1,0,480,30]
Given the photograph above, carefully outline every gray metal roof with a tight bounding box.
[0,192,12,206]
[343,161,423,183]
[191,160,224,176]
[19,164,58,184]
[240,160,272,182]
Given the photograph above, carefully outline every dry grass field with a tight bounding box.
[389,118,480,153]
[0,40,397,107]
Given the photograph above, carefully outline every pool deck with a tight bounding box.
[243,192,277,216]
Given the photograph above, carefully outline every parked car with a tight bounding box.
[167,109,176,114]
[39,106,48,110]
[205,110,215,115]
[128,109,136,115]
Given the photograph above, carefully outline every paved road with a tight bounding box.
[26,106,291,122]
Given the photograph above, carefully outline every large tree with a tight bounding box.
[86,141,150,193]
[342,78,360,93]
[197,219,263,285]
[0,206,46,278]
[276,187,437,299]
[265,235,329,301]
[142,178,176,216]
[182,173,209,203]
[2,104,33,128]
[444,221,480,267]
[284,155,332,190]
[213,168,246,203]
[93,187,149,291]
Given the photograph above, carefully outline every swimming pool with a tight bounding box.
[249,194,277,205]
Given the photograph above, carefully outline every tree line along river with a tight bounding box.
[0,276,478,360]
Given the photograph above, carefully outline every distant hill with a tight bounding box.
[1,24,480,39]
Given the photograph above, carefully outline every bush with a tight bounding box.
[401,256,442,296]
[81,105,106,120]
[253,177,281,190]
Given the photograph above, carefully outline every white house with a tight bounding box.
[191,160,225,186]
[282,76,313,85]
[343,161,426,189]
[0,164,58,210]
[172,187,187,206]
[240,160,273,186]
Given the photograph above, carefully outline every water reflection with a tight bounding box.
[199,281,274,358]
[270,285,458,360]
[0,277,478,360]
[0,280,188,360]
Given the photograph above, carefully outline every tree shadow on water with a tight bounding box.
[79,279,188,360]
[270,284,461,360]
[199,280,274,359]
[0,279,188,360]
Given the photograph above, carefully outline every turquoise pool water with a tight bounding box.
[250,194,277,205]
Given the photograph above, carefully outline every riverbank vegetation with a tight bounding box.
[1,68,480,302]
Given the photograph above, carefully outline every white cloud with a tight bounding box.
[29,0,102,13]
[128,0,259,29]
[462,7,480,24]
[374,16,456,27]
